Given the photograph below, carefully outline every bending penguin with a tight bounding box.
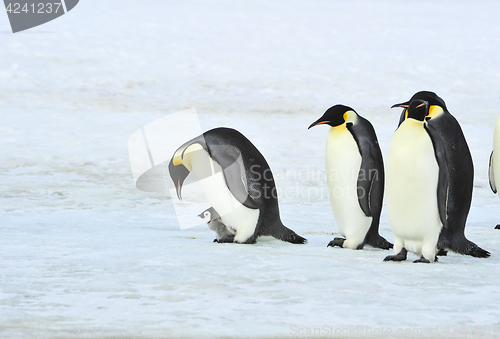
[385,99,449,263]
[198,207,236,242]
[392,91,490,257]
[488,112,500,230]
[169,127,307,244]
[309,105,392,250]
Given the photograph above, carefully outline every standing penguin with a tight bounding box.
[309,105,392,250]
[385,99,449,263]
[169,127,306,244]
[488,113,500,229]
[392,91,490,257]
[198,207,236,242]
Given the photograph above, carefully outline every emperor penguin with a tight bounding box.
[385,99,449,263]
[488,113,500,229]
[198,207,236,242]
[168,127,306,244]
[392,91,490,258]
[308,105,392,250]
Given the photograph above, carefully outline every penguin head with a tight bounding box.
[392,91,448,119]
[308,105,357,129]
[168,158,190,200]
[169,142,208,200]
[406,100,429,122]
[197,207,220,222]
[197,209,211,222]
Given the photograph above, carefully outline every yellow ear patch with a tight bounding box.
[428,105,444,119]
[343,110,357,124]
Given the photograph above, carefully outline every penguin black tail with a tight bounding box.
[365,235,393,250]
[465,243,490,258]
[269,223,307,244]
[445,239,490,258]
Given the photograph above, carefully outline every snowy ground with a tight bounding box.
[2,1,500,338]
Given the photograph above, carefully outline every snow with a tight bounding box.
[1,0,500,337]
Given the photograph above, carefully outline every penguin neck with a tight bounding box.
[179,143,206,171]
[327,124,350,141]
[326,121,355,155]
[399,118,425,135]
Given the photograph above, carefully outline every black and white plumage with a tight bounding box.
[393,91,490,258]
[169,127,306,244]
[384,99,449,263]
[309,105,392,250]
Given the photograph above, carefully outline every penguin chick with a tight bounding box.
[198,207,236,243]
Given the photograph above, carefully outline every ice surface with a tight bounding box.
[1,0,500,338]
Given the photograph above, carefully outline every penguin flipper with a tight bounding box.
[425,123,449,228]
[207,144,259,209]
[347,123,384,218]
[356,154,376,217]
[489,151,497,194]
[397,110,406,127]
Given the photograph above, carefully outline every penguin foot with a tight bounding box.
[436,249,448,256]
[215,236,235,243]
[327,237,345,248]
[383,248,407,262]
[413,256,431,264]
[495,225,500,230]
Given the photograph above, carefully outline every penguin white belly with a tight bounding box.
[386,120,442,260]
[188,149,259,243]
[326,126,372,249]
[493,113,500,197]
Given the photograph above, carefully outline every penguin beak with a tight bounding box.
[168,159,190,200]
[391,101,410,109]
[308,118,331,129]
[197,213,204,219]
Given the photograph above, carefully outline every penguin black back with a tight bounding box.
[203,128,306,244]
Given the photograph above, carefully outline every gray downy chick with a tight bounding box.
[198,207,236,243]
